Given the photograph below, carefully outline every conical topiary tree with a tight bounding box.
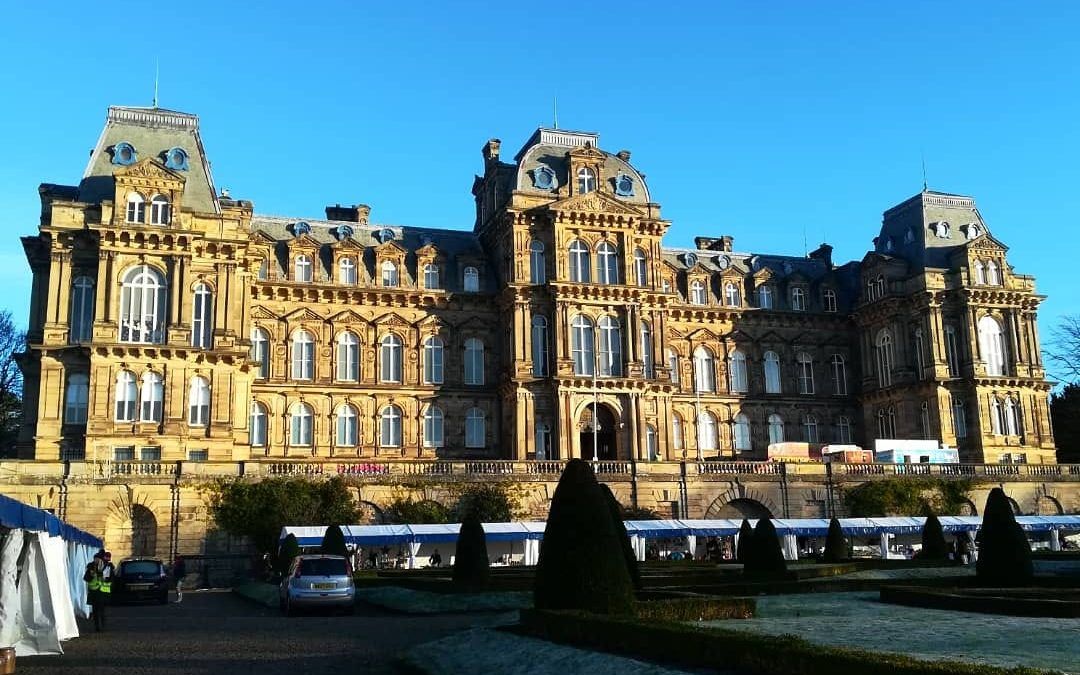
[919,513,949,560]
[534,459,635,614]
[321,524,349,558]
[599,484,642,591]
[822,517,847,563]
[277,533,300,576]
[976,487,1033,586]
[745,518,787,576]
[736,519,754,564]
[452,510,490,591]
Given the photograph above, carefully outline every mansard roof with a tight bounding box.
[511,128,652,204]
[875,189,992,271]
[250,215,485,259]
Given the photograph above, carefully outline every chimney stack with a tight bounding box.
[809,243,833,268]
[482,138,501,163]
[693,236,735,252]
[616,150,631,162]
[325,204,371,225]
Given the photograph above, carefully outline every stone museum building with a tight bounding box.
[16,105,1057,467]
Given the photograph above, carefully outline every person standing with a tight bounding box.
[84,550,114,632]
[173,555,187,603]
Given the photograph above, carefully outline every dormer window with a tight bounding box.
[932,221,951,238]
[339,258,357,285]
[336,224,355,240]
[424,264,440,289]
[577,167,596,194]
[904,227,915,244]
[377,228,395,244]
[463,266,479,292]
[757,285,773,309]
[149,195,170,225]
[381,260,399,287]
[294,255,313,282]
[884,237,894,252]
[112,142,137,166]
[965,223,981,240]
[614,173,634,197]
[532,166,556,190]
[292,221,312,236]
[791,287,806,311]
[164,147,189,171]
[126,193,146,223]
[823,289,837,313]
[690,280,706,305]
[724,282,741,307]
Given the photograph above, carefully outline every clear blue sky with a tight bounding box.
[1,1,1076,378]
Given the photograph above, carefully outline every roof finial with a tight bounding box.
[152,58,159,109]
[921,152,928,192]
[553,95,558,130]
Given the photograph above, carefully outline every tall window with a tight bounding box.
[423,264,440,289]
[380,405,402,446]
[646,425,658,461]
[803,414,819,443]
[464,338,485,385]
[729,350,748,393]
[571,315,595,376]
[952,397,967,439]
[668,349,680,384]
[336,332,359,381]
[913,328,926,379]
[672,414,684,450]
[251,328,269,379]
[990,397,1004,435]
[191,283,213,349]
[633,248,648,286]
[597,242,619,284]
[64,373,89,425]
[532,316,548,377]
[791,287,806,311]
[877,407,896,439]
[294,255,313,282]
[733,413,751,451]
[336,404,358,446]
[640,321,654,378]
[465,408,486,448]
[290,403,313,445]
[697,411,717,451]
[830,354,847,395]
[257,257,268,280]
[463,266,479,292]
[126,193,146,223]
[598,316,622,377]
[1004,397,1021,436]
[569,240,591,283]
[381,260,398,287]
[535,422,551,459]
[693,347,715,393]
[423,406,444,448]
[530,240,546,284]
[291,330,314,380]
[690,281,706,305]
[987,260,1001,285]
[69,276,95,343]
[768,414,785,444]
[837,416,853,444]
[380,334,403,383]
[250,402,268,447]
[115,370,137,422]
[149,195,170,225]
[724,282,741,307]
[120,265,167,344]
[978,316,1007,376]
[339,258,357,285]
[920,401,931,439]
[796,352,814,394]
[764,351,781,394]
[945,325,961,377]
[973,260,986,285]
[139,372,164,423]
[876,329,894,387]
[188,376,210,427]
[577,167,596,194]
[823,289,837,313]
[423,336,444,384]
[758,285,773,309]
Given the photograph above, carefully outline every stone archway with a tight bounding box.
[1036,495,1063,516]
[703,486,779,519]
[103,489,162,559]
[580,402,619,461]
[713,498,773,519]
[131,504,157,557]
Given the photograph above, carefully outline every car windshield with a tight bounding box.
[121,561,161,575]
[298,558,347,576]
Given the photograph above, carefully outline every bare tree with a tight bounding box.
[1047,314,1080,384]
[0,310,25,455]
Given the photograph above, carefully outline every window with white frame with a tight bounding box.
[339,258,357,285]
[290,402,313,445]
[530,240,546,284]
[423,263,440,289]
[571,315,595,376]
[973,260,986,285]
[535,422,551,459]
[188,376,210,426]
[978,316,1007,376]
[140,446,161,461]
[257,257,269,280]
[381,260,398,287]
[830,354,847,395]
[987,260,1001,285]
[796,352,814,394]
[876,329,894,387]
[640,321,654,378]
[668,349,680,384]
[149,194,170,225]
[690,280,706,305]
[758,285,773,309]
[187,449,208,462]
[768,414,785,444]
[693,346,715,393]
[64,373,89,425]
[877,407,896,438]
[250,402,268,446]
[69,276,95,343]
[733,413,751,451]
[913,328,925,379]
[423,336,444,384]
[945,325,961,377]
[532,316,548,377]
[597,242,619,284]
[423,406,444,448]
[465,407,486,448]
[633,248,648,286]
[1004,397,1021,436]
[803,414,819,443]
[990,397,1004,435]
[251,327,270,379]
[697,411,717,451]
[291,330,315,380]
[672,414,684,449]
[791,287,806,311]
[126,192,146,223]
[724,282,741,307]
[115,370,137,422]
[120,265,167,344]
[920,401,931,439]
[336,332,359,381]
[380,334,403,383]
[577,167,596,194]
[336,404,358,446]
[837,416,853,444]
[952,397,967,438]
[464,338,485,385]
[114,447,135,461]
[139,372,164,423]
[729,350,748,393]
[294,255,313,282]
[380,405,402,446]
[191,283,213,349]
[598,316,622,377]
[823,289,837,313]
[764,351,782,394]
[463,266,479,292]
[569,240,591,283]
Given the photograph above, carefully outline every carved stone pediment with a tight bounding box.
[251,305,278,320]
[115,159,185,184]
[548,191,643,216]
[282,307,324,323]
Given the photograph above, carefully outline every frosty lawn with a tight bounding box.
[357,586,532,613]
[701,591,1079,673]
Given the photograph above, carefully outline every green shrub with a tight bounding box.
[320,524,348,558]
[745,518,787,576]
[534,459,635,615]
[632,597,755,621]
[384,498,451,524]
[842,477,973,517]
[822,517,847,563]
[277,533,300,575]
[919,514,949,560]
[976,488,1033,586]
[452,510,490,591]
[452,483,519,523]
[621,504,662,520]
[736,519,754,564]
[600,484,642,591]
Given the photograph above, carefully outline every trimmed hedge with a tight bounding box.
[822,517,847,563]
[919,514,949,560]
[452,511,490,591]
[736,519,753,564]
[600,484,642,591]
[745,518,787,576]
[880,586,1080,618]
[321,524,348,558]
[631,597,755,621]
[277,533,299,575]
[977,488,1034,586]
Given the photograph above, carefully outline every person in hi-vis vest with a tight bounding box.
[84,550,114,632]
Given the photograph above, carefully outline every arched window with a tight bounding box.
[823,289,837,313]
[139,372,164,423]
[690,280,706,305]
[598,316,622,377]
[791,287,806,311]
[693,346,715,393]
[945,325,961,376]
[465,407,486,448]
[571,315,595,376]
[837,416,853,444]
[532,316,548,377]
[733,413,751,451]
[380,405,402,447]
[645,425,658,461]
[291,330,315,380]
[876,276,886,298]
[803,414,819,443]
[126,193,146,223]
[724,282,741,307]
[877,407,897,438]
[188,376,210,426]
[250,328,269,379]
[796,352,814,395]
[764,351,781,394]
[913,328,926,379]
[577,167,596,194]
[294,255,313,282]
[115,370,137,422]
[535,422,551,459]
[529,241,546,284]
[978,316,1007,376]
[120,265,167,344]
[987,260,1001,285]
[729,350,748,393]
[463,266,479,292]
[640,321,654,378]
[768,414,785,444]
[1004,397,1021,436]
[336,332,359,381]
[381,260,399,287]
[920,401,931,439]
[290,402,313,445]
[423,406,444,448]
[758,285,773,309]
[336,404,358,446]
[149,194,170,225]
[64,373,89,425]
[990,397,1004,435]
[569,240,591,283]
[697,411,717,451]
[339,258,357,285]
[380,334,403,383]
[830,354,847,395]
[867,279,877,302]
[973,260,986,285]
[464,338,485,385]
[250,402,268,447]
[423,263,440,289]
[668,349,680,384]
[633,248,648,286]
[951,397,967,439]
[423,336,444,384]
[876,329,894,387]
[191,282,213,349]
[672,414,684,450]
[596,242,619,284]
[69,276,95,343]
[257,257,269,281]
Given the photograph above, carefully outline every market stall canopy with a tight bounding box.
[0,494,102,548]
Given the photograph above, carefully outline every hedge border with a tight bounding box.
[880,585,1080,618]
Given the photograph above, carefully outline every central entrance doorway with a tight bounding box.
[580,403,618,461]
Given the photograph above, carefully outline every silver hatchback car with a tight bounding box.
[279,554,355,615]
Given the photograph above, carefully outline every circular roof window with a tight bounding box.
[164,147,189,171]
[615,174,635,197]
[533,166,556,191]
[112,142,137,166]
[292,221,312,236]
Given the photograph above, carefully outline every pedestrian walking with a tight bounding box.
[84,550,114,631]
[173,555,187,603]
